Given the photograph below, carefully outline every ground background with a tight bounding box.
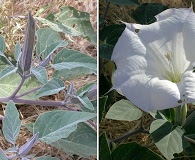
[0,0,97,159]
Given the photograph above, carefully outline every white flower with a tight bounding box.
[112,6,195,112]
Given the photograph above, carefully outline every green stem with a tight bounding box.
[174,104,187,127]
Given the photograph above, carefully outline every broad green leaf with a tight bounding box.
[100,24,125,60]
[2,101,21,144]
[131,3,169,24]
[33,110,96,144]
[99,96,108,123]
[51,62,96,72]
[0,35,5,53]
[36,156,60,160]
[108,0,139,5]
[77,95,94,111]
[36,6,96,45]
[36,28,67,59]
[0,148,7,160]
[14,41,21,62]
[34,77,64,99]
[76,83,96,97]
[53,68,94,80]
[0,66,17,80]
[100,24,125,45]
[51,123,96,158]
[0,73,41,99]
[31,66,47,84]
[183,110,195,135]
[52,48,96,74]
[99,44,114,60]
[105,99,142,121]
[150,119,184,159]
[111,142,163,160]
[99,132,111,160]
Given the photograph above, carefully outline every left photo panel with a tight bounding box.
[0,1,97,159]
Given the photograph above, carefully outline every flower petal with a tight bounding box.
[112,7,194,112]
[179,71,195,103]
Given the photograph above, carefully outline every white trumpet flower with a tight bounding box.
[112,6,195,112]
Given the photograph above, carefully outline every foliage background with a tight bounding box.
[0,0,97,159]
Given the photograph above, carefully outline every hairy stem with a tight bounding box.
[15,85,42,98]
[9,76,26,99]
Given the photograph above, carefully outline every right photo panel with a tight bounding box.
[99,0,195,159]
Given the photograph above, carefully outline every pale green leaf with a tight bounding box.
[51,123,97,158]
[0,148,7,160]
[36,28,66,59]
[36,6,96,45]
[14,41,21,62]
[77,95,94,111]
[150,119,184,159]
[52,48,97,78]
[31,66,47,84]
[105,99,142,121]
[76,83,96,97]
[0,73,41,99]
[56,6,96,44]
[33,110,96,144]
[2,101,21,144]
[0,66,17,80]
[53,68,94,80]
[36,156,60,160]
[0,35,5,53]
[34,77,64,99]
[51,62,96,72]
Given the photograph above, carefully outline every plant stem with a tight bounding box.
[110,127,149,143]
[9,76,26,99]
[15,85,42,98]
[110,117,149,143]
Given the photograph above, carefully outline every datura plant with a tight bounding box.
[102,4,195,160]
[112,6,195,112]
[0,9,97,160]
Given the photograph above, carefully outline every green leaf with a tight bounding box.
[100,24,125,60]
[34,77,64,99]
[0,35,5,53]
[0,66,17,80]
[36,28,67,59]
[51,62,96,72]
[77,95,94,111]
[2,101,21,144]
[14,41,21,63]
[51,123,97,158]
[31,66,47,84]
[105,99,142,121]
[76,83,96,97]
[131,3,169,24]
[150,119,184,159]
[53,48,96,72]
[0,148,7,160]
[99,96,108,123]
[53,68,94,80]
[99,132,111,160]
[183,110,195,135]
[33,110,96,144]
[99,44,114,60]
[36,156,60,160]
[111,142,163,160]
[0,73,41,99]
[36,6,96,45]
[108,0,140,5]
[52,48,96,79]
